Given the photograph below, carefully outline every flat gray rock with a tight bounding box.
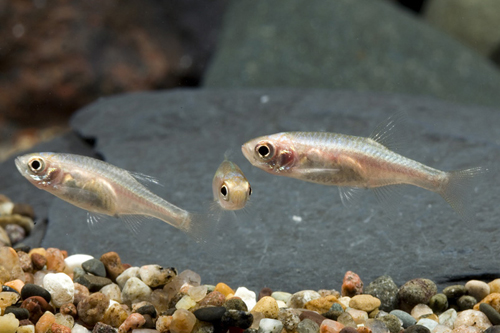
[34,89,499,292]
[204,0,500,108]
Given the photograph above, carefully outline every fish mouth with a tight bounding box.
[14,156,26,175]
[241,143,255,164]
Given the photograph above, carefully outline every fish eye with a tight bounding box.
[255,141,274,160]
[28,157,45,173]
[248,186,252,196]
[220,184,229,201]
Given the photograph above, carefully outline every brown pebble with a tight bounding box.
[198,290,226,307]
[45,248,66,272]
[17,251,33,273]
[31,253,47,270]
[20,296,55,323]
[24,272,34,284]
[305,295,342,313]
[340,327,358,333]
[12,203,35,219]
[122,263,132,270]
[170,309,196,333]
[342,271,363,297]
[77,292,110,326]
[100,252,125,281]
[258,287,273,300]
[73,282,90,305]
[35,311,55,333]
[357,326,372,333]
[19,319,34,326]
[51,322,72,333]
[93,322,117,333]
[60,303,77,317]
[299,310,328,326]
[119,313,146,333]
[103,302,130,328]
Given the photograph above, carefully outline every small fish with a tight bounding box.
[15,152,208,239]
[241,114,485,220]
[212,159,251,211]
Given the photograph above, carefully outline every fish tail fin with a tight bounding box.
[438,167,487,221]
[184,211,220,244]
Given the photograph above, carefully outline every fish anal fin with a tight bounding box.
[120,214,153,239]
[86,212,112,234]
[371,184,409,217]
[368,111,410,153]
[338,186,366,207]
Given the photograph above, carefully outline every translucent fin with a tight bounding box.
[368,111,409,153]
[371,184,408,217]
[86,212,112,235]
[120,214,151,237]
[184,212,219,244]
[129,171,163,187]
[439,167,487,222]
[338,186,366,207]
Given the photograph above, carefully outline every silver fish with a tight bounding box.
[212,159,251,211]
[15,152,208,238]
[241,114,485,220]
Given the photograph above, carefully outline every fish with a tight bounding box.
[212,159,252,211]
[15,152,209,239]
[241,114,485,220]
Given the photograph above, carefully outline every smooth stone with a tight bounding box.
[485,326,500,333]
[442,285,466,301]
[390,310,417,328]
[454,309,492,331]
[136,304,157,319]
[320,319,345,333]
[139,265,177,288]
[4,306,30,320]
[100,252,125,282]
[429,294,448,314]
[378,314,401,333]
[405,325,431,333]
[221,309,253,329]
[224,297,248,312]
[175,295,197,310]
[235,287,257,311]
[0,313,19,333]
[341,271,363,297]
[411,304,434,320]
[170,309,196,333]
[365,276,399,312]
[116,267,141,289]
[81,258,106,277]
[287,290,321,309]
[122,277,152,305]
[432,324,452,333]
[63,254,94,275]
[438,309,457,328]
[74,274,112,292]
[337,312,356,328]
[252,296,279,319]
[258,318,283,333]
[465,280,490,303]
[198,291,226,308]
[21,283,51,303]
[398,279,437,313]
[188,285,208,302]
[297,318,319,333]
[42,273,75,307]
[416,318,439,332]
[457,295,477,311]
[271,292,291,304]
[100,283,122,303]
[299,311,327,327]
[480,303,500,325]
[350,294,381,312]
[194,306,227,322]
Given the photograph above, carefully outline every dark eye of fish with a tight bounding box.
[220,184,229,200]
[248,186,252,196]
[256,142,274,160]
[28,158,44,173]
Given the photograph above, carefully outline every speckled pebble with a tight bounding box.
[100,283,122,303]
[92,322,116,333]
[442,285,466,301]
[305,295,341,313]
[221,309,253,329]
[102,302,130,328]
[365,276,399,312]
[465,281,490,303]
[378,314,401,333]
[139,265,177,288]
[170,309,196,333]
[156,315,172,333]
[390,309,416,328]
[100,252,125,282]
[288,290,321,309]
[50,323,71,333]
[119,313,146,333]
[258,318,284,333]
[398,279,437,313]
[341,271,363,297]
[17,251,33,273]
[439,308,457,328]
[454,309,492,331]
[77,292,110,326]
[252,296,279,319]
[457,296,477,311]
[479,303,500,325]
[405,325,431,333]
[277,308,300,332]
[224,297,248,312]
[297,318,319,333]
[121,277,152,306]
[429,294,449,314]
[235,287,257,311]
[42,273,74,307]
[417,318,439,332]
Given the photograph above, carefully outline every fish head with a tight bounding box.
[241,133,297,174]
[213,161,251,211]
[15,152,63,189]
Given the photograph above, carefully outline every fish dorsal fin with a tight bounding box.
[129,171,164,187]
[368,111,409,153]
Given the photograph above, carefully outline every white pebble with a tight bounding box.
[63,254,94,275]
[187,285,207,302]
[122,277,152,305]
[0,313,19,333]
[16,324,35,333]
[277,300,287,308]
[454,309,492,331]
[43,272,75,307]
[100,283,122,303]
[271,291,292,303]
[258,318,283,333]
[235,286,257,311]
[139,265,174,288]
[175,295,196,310]
[411,303,434,320]
[417,318,439,332]
[339,296,351,308]
[439,309,457,328]
[465,280,490,302]
[432,324,452,333]
[72,323,91,333]
[116,267,140,289]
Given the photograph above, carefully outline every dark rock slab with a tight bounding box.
[0,132,98,248]
[13,89,500,293]
[204,0,500,108]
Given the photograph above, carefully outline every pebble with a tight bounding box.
[20,296,54,323]
[297,318,319,333]
[117,267,141,289]
[429,294,449,314]
[62,254,94,275]
[398,279,437,312]
[35,311,56,333]
[102,302,130,328]
[439,309,457,328]
[337,312,356,328]
[488,280,500,294]
[194,306,227,322]
[139,265,177,288]
[100,282,123,303]
[81,258,107,277]
[390,309,417,328]
[341,271,363,297]
[4,279,24,293]
[59,303,77,317]
[271,292,292,304]
[17,251,33,273]
[457,296,477,311]
[320,319,345,333]
[122,277,152,305]
[339,328,357,333]
[73,282,90,305]
[277,308,300,332]
[30,253,47,271]
[77,292,110,326]
[378,314,402,333]
[417,318,439,331]
[198,291,226,307]
[454,310,492,331]
[72,324,91,333]
[305,295,341,313]
[465,281,490,303]
[45,248,66,272]
[188,285,208,302]
[0,227,11,247]
[299,311,328,326]
[119,313,146,333]
[432,324,452,333]
[347,308,369,325]
[54,313,74,328]
[412,304,434,320]
[15,324,35,333]
[215,282,235,297]
[156,315,172,333]
[224,297,248,312]
[405,325,431,333]
[92,322,116,333]
[170,309,196,333]
[100,252,126,282]
[0,313,19,333]
[0,246,25,282]
[75,274,113,292]
[175,270,201,293]
[175,295,197,310]
[221,309,253,329]
[258,287,273,301]
[12,203,35,219]
[50,323,71,333]
[258,318,283,333]
[485,327,500,333]
[4,306,30,320]
[42,273,74,307]
[443,285,466,301]
[252,296,279,319]
[473,293,500,312]
[288,290,321,309]
[479,303,500,325]
[350,295,381,312]
[5,224,26,244]
[365,318,390,333]
[235,287,257,311]
[150,289,170,314]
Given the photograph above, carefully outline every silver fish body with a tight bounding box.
[15,153,193,233]
[212,159,251,211]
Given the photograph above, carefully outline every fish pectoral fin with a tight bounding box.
[86,212,114,235]
[368,111,410,153]
[338,186,366,207]
[129,171,164,187]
